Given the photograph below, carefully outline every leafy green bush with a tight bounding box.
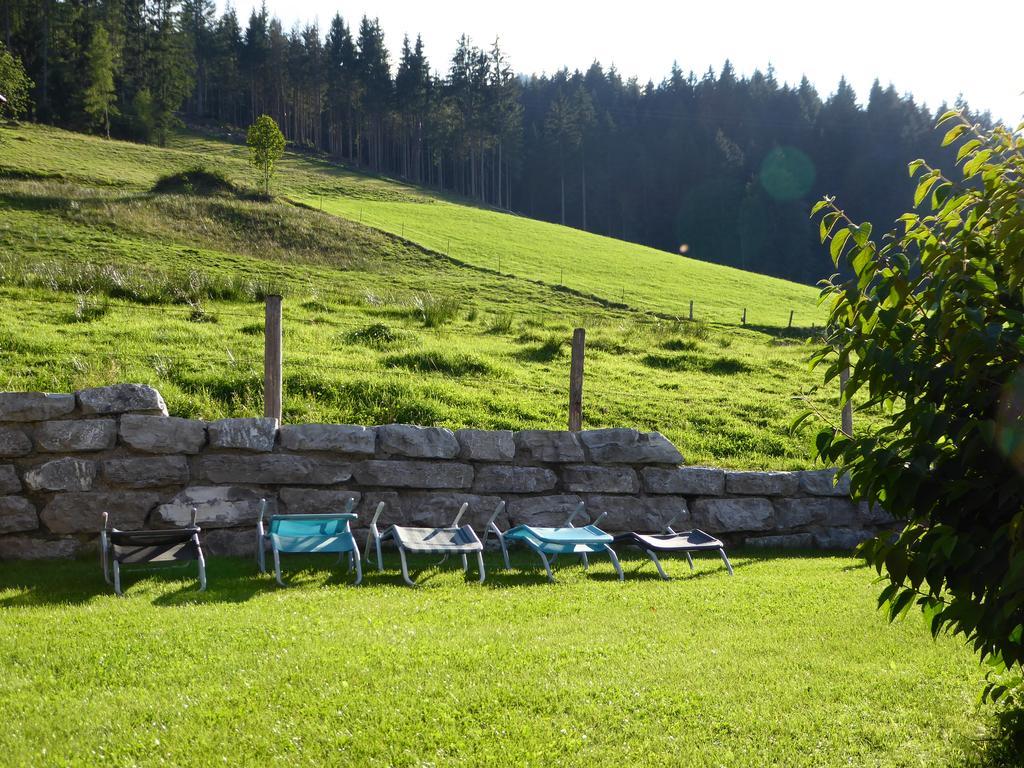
[808,112,1024,688]
[0,42,33,120]
[152,167,236,196]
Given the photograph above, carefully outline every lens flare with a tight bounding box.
[997,368,1024,472]
[759,146,816,202]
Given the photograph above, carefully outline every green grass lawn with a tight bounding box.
[0,123,861,469]
[0,551,990,767]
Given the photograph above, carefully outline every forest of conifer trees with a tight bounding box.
[2,1,991,284]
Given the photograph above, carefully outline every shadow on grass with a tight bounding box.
[0,548,855,606]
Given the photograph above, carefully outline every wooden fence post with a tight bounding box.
[741,308,746,325]
[568,328,586,431]
[839,366,853,437]
[264,295,283,422]
[788,309,794,329]
[689,300,694,321]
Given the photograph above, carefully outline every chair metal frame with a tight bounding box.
[483,501,623,582]
[365,501,486,586]
[256,498,362,586]
[100,508,207,597]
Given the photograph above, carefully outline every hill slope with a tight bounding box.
[0,123,851,469]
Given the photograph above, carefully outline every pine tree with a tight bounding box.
[82,26,117,137]
[181,0,215,116]
[148,0,194,146]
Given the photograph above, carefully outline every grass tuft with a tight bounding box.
[383,350,493,376]
[68,294,110,323]
[411,292,461,328]
[517,334,567,363]
[346,322,399,349]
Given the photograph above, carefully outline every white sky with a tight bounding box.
[220,0,1023,124]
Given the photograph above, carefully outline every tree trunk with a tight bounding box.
[559,144,566,226]
[581,141,587,231]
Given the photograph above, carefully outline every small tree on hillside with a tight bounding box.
[83,27,118,138]
[807,113,1024,698]
[247,114,286,196]
[0,42,33,120]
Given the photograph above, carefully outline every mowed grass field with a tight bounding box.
[0,123,856,469]
[0,552,994,767]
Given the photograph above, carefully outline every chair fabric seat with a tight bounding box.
[268,513,358,554]
[505,524,612,554]
[614,529,724,552]
[112,539,200,564]
[384,525,483,554]
[109,528,201,563]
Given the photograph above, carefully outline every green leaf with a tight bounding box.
[851,222,872,247]
[956,139,982,163]
[914,174,939,207]
[941,123,969,147]
[829,227,851,264]
[888,588,917,622]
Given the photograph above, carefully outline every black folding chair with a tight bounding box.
[613,512,733,580]
[100,509,207,596]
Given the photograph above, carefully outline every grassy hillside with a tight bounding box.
[0,123,855,469]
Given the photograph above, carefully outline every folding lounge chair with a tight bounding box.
[613,512,734,579]
[256,498,362,586]
[365,501,486,586]
[100,509,207,597]
[484,501,623,582]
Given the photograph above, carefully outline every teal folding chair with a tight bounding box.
[483,501,623,582]
[256,498,362,586]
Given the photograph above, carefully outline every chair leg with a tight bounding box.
[352,545,363,586]
[719,548,735,576]
[100,532,111,585]
[476,551,486,584]
[397,547,417,587]
[645,549,670,580]
[273,547,286,587]
[580,552,590,570]
[197,545,208,592]
[375,535,385,573]
[113,560,123,597]
[521,541,554,582]
[257,531,266,574]
[605,545,624,581]
[499,534,511,570]
[461,554,469,573]
[538,549,554,583]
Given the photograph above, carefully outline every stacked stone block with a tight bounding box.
[0,385,895,560]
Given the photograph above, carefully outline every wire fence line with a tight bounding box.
[8,291,816,339]
[331,204,821,330]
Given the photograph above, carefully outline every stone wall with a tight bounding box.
[0,385,895,560]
